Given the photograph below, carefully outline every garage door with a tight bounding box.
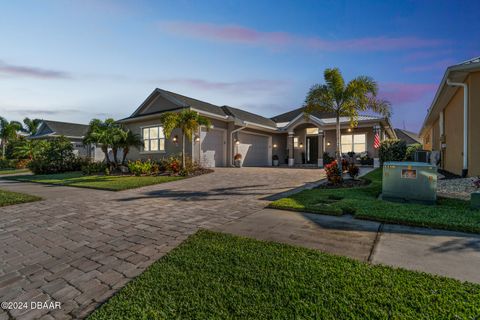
[238,132,270,166]
[200,128,226,167]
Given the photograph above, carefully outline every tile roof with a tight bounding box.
[31,120,89,138]
[270,107,337,123]
[221,106,277,128]
[394,128,422,145]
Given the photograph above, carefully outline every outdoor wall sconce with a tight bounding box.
[299,143,304,148]
[235,139,240,145]
[172,135,178,143]
[194,135,200,142]
[273,144,277,148]
[347,128,352,132]
[327,141,331,146]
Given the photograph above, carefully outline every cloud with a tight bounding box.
[379,83,437,105]
[158,21,446,52]
[153,78,290,93]
[6,108,81,116]
[0,60,71,79]
[402,59,455,73]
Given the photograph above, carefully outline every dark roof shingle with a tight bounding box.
[32,120,89,138]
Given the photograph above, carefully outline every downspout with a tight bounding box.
[446,79,468,177]
[230,126,246,166]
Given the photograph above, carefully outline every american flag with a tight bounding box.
[374,132,381,149]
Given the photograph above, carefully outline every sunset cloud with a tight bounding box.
[379,83,437,105]
[0,60,71,79]
[153,78,290,93]
[159,21,446,52]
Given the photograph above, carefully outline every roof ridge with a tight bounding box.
[43,119,88,126]
[156,88,221,108]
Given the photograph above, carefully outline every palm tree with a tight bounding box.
[304,68,391,174]
[83,118,121,165]
[13,139,48,160]
[119,130,143,165]
[159,110,211,168]
[0,117,22,159]
[23,117,42,135]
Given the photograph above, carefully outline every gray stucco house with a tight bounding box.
[118,88,396,168]
[29,120,105,161]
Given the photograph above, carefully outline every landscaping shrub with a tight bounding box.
[15,159,31,169]
[164,155,181,174]
[348,164,359,179]
[0,159,14,169]
[27,137,85,174]
[127,160,158,176]
[325,160,342,184]
[82,162,108,175]
[405,143,423,161]
[379,139,407,164]
[360,154,374,165]
[323,152,334,165]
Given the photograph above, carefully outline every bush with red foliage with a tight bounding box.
[325,160,342,184]
[348,163,359,179]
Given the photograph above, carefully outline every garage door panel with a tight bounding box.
[200,128,225,168]
[238,132,270,166]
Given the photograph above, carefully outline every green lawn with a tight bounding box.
[5,171,184,191]
[0,189,41,207]
[89,230,480,320]
[269,168,480,234]
[0,168,30,175]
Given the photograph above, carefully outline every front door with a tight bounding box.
[306,136,318,164]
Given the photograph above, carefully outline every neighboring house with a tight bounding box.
[394,129,422,146]
[29,120,105,161]
[419,56,480,177]
[118,88,395,168]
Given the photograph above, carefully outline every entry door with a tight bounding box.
[306,136,318,164]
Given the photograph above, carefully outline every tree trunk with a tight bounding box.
[121,147,129,165]
[112,147,119,164]
[2,142,5,159]
[335,115,343,176]
[182,133,186,169]
[102,146,110,164]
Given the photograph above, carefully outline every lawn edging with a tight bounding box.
[268,168,480,234]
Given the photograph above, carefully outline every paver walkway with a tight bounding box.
[0,168,325,319]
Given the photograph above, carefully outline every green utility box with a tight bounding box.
[382,161,437,204]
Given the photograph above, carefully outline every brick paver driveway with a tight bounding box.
[0,168,324,319]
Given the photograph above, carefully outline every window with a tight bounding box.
[341,133,366,153]
[306,128,319,135]
[142,126,165,152]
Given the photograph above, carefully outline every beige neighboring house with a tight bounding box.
[29,120,105,161]
[118,88,395,168]
[419,56,480,177]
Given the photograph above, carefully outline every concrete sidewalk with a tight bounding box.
[216,208,480,284]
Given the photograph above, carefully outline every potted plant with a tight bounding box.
[472,177,480,209]
[272,155,279,166]
[234,153,243,168]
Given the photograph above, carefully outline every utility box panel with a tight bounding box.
[382,161,437,204]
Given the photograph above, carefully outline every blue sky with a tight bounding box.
[1,0,479,132]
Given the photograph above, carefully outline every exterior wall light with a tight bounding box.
[299,143,304,148]
[195,135,200,142]
[347,128,352,132]
[273,144,277,148]
[235,140,240,145]
[327,141,331,146]
[172,135,178,143]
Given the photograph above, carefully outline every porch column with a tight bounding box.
[317,130,324,167]
[288,131,294,166]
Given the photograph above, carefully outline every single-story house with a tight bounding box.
[29,120,105,161]
[118,88,395,168]
[394,129,422,146]
[419,56,480,177]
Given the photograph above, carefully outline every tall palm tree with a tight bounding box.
[0,117,22,159]
[119,130,143,165]
[304,68,391,173]
[159,110,211,168]
[23,117,42,135]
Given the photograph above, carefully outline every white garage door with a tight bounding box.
[238,132,270,166]
[200,128,226,168]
